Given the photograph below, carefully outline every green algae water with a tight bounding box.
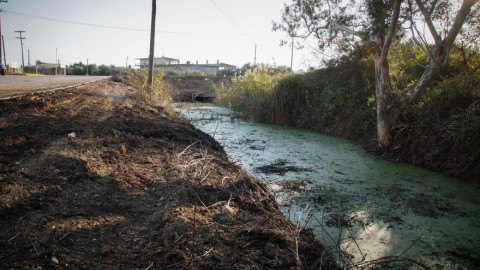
[176,103,480,269]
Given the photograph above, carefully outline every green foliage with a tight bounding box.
[216,68,237,76]
[390,43,480,124]
[184,70,207,76]
[417,73,480,121]
[165,70,182,76]
[66,62,136,76]
[215,65,291,120]
[388,41,430,91]
[216,41,480,159]
[136,69,172,112]
[216,46,376,140]
[163,69,210,76]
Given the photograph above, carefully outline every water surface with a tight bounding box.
[176,103,480,269]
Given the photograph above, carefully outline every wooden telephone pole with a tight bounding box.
[147,0,156,90]
[290,36,294,71]
[15,30,26,73]
[0,0,8,75]
[254,44,257,66]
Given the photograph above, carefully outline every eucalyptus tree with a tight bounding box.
[274,0,480,150]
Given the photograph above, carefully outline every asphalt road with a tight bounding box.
[0,75,110,99]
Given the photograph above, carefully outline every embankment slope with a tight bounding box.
[0,78,336,269]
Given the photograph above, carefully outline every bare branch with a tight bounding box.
[415,0,441,43]
[327,18,373,42]
[444,0,480,48]
[411,21,434,57]
[381,0,402,61]
[405,47,429,68]
[428,0,439,14]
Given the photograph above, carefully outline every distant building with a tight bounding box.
[36,61,61,69]
[135,57,237,75]
[136,57,180,68]
[6,62,21,74]
[22,60,65,75]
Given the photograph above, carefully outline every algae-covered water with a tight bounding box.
[176,103,480,269]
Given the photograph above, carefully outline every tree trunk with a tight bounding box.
[402,43,446,102]
[372,45,394,150]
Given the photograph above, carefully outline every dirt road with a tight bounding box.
[0,77,336,269]
[0,75,109,99]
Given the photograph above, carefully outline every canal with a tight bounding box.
[176,103,480,269]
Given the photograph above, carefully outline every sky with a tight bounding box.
[0,0,319,70]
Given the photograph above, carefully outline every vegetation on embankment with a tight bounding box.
[215,42,480,183]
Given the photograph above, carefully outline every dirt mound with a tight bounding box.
[0,79,336,269]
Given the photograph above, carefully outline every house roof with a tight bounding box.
[137,57,180,61]
[161,57,180,61]
[219,63,236,68]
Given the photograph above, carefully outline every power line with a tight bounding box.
[6,2,25,30]
[5,10,196,35]
[208,0,274,62]
[208,0,255,43]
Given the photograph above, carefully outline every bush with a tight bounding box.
[217,69,237,76]
[165,70,182,76]
[215,66,290,120]
[216,47,376,141]
[66,62,136,76]
[185,70,207,76]
[136,69,172,112]
[216,42,480,180]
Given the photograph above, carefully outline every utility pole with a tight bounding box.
[0,1,7,75]
[15,30,26,73]
[254,44,257,66]
[2,35,6,67]
[290,36,294,71]
[28,49,30,66]
[56,48,58,64]
[147,0,157,90]
[86,58,89,76]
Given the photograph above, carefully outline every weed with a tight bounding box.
[136,69,173,113]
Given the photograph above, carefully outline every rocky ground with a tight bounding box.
[0,77,336,269]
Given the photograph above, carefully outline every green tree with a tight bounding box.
[274,0,480,150]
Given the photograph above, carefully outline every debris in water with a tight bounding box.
[255,159,312,175]
[50,257,59,264]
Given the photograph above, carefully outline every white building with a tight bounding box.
[136,57,180,68]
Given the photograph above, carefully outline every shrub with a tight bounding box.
[215,66,290,120]
[165,70,182,76]
[136,69,173,113]
[185,70,207,76]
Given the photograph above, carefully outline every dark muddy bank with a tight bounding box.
[0,79,336,269]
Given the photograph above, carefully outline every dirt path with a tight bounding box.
[0,75,109,99]
[0,78,335,269]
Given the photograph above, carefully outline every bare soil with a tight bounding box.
[0,75,108,99]
[0,78,336,269]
